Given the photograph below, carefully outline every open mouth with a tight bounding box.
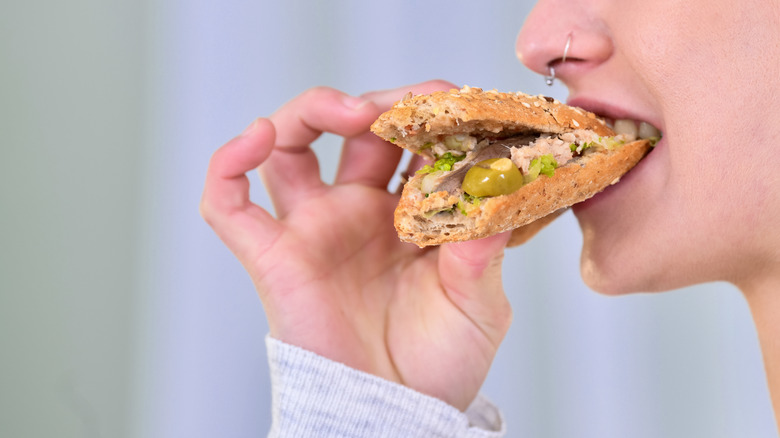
[565,97,663,143]
[569,114,663,215]
[603,118,662,142]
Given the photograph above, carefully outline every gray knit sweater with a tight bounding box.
[266,336,505,437]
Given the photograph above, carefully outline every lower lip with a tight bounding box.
[573,136,665,214]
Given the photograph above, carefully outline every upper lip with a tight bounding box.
[566,97,663,134]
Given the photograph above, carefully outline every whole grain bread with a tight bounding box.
[371,85,614,159]
[372,86,653,247]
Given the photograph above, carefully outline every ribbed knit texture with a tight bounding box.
[266,336,505,437]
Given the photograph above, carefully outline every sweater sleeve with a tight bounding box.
[266,336,506,438]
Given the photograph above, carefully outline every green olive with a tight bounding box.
[462,158,523,197]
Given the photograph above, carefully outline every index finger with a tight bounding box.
[269,86,381,149]
[360,79,458,110]
[262,87,383,217]
[201,119,283,262]
[335,80,458,188]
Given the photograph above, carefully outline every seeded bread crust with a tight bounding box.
[370,86,614,159]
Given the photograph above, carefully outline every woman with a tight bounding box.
[200,0,780,435]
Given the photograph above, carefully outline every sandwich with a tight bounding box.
[370,86,657,247]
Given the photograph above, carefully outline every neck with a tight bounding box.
[743,273,780,431]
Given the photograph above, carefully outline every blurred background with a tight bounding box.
[1,0,776,437]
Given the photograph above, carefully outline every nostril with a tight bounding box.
[548,55,585,71]
[516,9,614,81]
[545,55,585,86]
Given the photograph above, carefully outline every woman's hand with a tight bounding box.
[200,81,513,411]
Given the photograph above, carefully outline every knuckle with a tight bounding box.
[486,298,513,342]
[498,302,513,331]
[301,85,339,101]
[199,198,215,224]
[427,79,457,91]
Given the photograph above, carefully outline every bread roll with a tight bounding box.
[371,86,653,247]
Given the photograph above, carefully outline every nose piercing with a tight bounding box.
[545,67,556,86]
[545,32,572,86]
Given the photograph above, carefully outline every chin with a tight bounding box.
[572,137,672,295]
[577,240,653,296]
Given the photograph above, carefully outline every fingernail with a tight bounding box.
[342,95,370,110]
[241,118,261,136]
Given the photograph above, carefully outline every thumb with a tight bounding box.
[438,231,513,343]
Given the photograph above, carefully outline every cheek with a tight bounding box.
[573,130,711,294]
[574,138,675,294]
[613,0,758,106]
[577,124,767,294]
[577,0,780,293]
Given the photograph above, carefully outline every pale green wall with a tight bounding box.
[0,1,144,437]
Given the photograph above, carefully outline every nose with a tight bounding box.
[516,0,613,83]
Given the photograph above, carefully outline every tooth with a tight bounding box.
[638,122,661,139]
[613,119,638,140]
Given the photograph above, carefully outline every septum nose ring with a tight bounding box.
[545,33,572,86]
